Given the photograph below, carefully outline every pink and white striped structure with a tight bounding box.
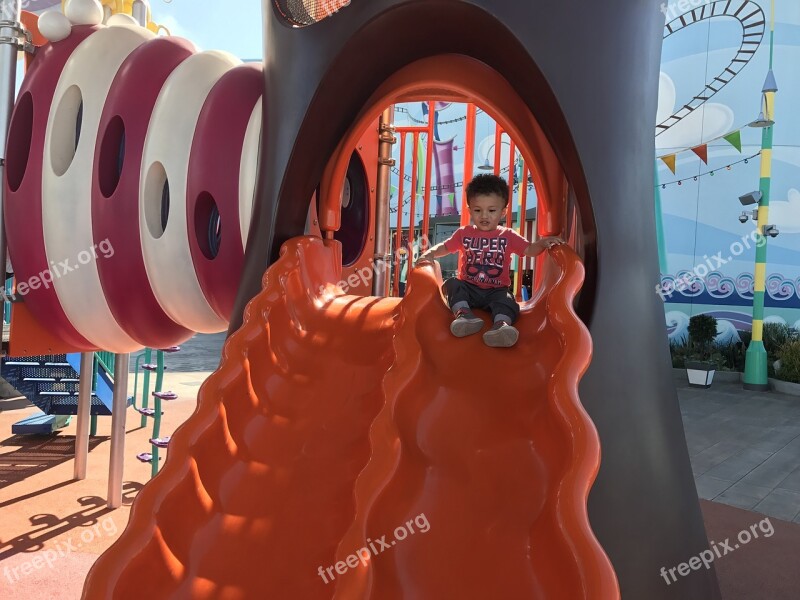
[4,10,264,352]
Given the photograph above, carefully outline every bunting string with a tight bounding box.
[657,152,760,188]
[658,127,745,173]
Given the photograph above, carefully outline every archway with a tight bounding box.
[315,53,596,320]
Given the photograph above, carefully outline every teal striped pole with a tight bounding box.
[743,0,776,391]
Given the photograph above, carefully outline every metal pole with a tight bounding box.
[744,0,776,392]
[421,102,435,246]
[132,0,148,27]
[391,132,406,297]
[74,352,94,479]
[373,106,395,296]
[107,353,130,508]
[0,0,22,331]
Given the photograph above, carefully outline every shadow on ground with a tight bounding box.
[0,435,107,489]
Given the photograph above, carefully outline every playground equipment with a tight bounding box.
[1,352,119,434]
[0,0,725,598]
[131,346,180,477]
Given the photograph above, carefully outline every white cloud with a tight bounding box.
[770,188,800,233]
[779,5,800,26]
[656,72,734,150]
[657,72,676,125]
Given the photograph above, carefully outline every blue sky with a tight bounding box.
[148,0,263,59]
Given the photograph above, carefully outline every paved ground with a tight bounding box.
[678,378,800,523]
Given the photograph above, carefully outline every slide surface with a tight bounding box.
[83,237,618,599]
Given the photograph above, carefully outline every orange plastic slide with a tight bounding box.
[82,237,619,599]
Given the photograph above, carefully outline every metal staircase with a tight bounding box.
[1,352,131,434]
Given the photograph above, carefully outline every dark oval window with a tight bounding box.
[98,116,126,198]
[160,179,170,233]
[50,85,83,177]
[6,92,34,192]
[144,162,169,239]
[194,191,221,260]
[334,151,370,267]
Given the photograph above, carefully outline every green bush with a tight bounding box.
[717,341,746,372]
[763,323,799,362]
[670,340,689,368]
[739,330,752,349]
[777,340,800,384]
[688,314,718,362]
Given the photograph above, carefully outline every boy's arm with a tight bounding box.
[523,236,565,257]
[418,228,461,262]
[418,243,453,262]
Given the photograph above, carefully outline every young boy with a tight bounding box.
[418,174,562,347]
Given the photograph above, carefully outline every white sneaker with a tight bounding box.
[483,321,519,347]
[450,309,484,337]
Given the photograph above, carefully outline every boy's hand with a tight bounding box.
[525,236,565,257]
[417,252,434,264]
[540,236,565,249]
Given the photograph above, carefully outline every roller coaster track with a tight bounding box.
[657,0,765,136]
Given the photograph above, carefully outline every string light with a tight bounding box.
[395,105,485,127]
[657,152,760,188]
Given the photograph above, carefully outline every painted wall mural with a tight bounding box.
[657,0,800,342]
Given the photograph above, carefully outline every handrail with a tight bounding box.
[95,351,116,377]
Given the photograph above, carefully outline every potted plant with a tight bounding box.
[686,314,718,388]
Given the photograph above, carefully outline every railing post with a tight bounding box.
[107,352,129,508]
[150,350,164,478]
[141,347,152,427]
[73,352,94,479]
[373,106,395,296]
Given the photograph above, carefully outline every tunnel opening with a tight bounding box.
[314,54,595,322]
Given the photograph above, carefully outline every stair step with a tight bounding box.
[152,391,178,400]
[44,362,71,367]
[40,391,71,396]
[135,408,162,417]
[136,452,155,463]
[23,377,56,382]
[159,346,181,353]
[149,436,171,448]
[141,364,167,372]
[12,413,71,435]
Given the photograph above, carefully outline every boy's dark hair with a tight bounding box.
[466,174,510,207]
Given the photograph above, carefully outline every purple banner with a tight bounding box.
[433,138,457,216]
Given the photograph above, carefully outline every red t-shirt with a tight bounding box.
[443,226,530,289]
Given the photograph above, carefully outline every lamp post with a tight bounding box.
[477,140,512,171]
[743,0,777,391]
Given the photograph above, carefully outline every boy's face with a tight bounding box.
[468,193,507,232]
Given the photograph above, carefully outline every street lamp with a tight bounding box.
[743,1,778,392]
[476,140,513,171]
